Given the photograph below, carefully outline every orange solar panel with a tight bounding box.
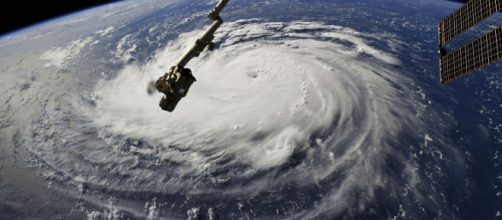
[438,0,501,84]
[439,0,501,46]
[440,26,502,84]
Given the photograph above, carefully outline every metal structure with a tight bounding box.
[438,0,502,84]
[152,0,230,112]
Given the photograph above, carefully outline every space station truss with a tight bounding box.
[438,0,502,84]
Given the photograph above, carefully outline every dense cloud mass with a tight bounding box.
[1,0,500,218]
[18,20,459,218]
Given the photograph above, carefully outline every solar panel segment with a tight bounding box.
[438,0,501,84]
[439,0,501,46]
[440,26,502,83]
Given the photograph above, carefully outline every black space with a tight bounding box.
[0,0,119,35]
[0,0,469,36]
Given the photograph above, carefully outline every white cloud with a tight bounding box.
[40,37,93,68]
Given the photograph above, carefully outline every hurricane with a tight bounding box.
[26,20,463,219]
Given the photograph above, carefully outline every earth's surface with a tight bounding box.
[0,0,501,219]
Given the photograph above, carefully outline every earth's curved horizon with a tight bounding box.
[0,0,500,219]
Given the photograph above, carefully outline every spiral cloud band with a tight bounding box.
[29,20,456,218]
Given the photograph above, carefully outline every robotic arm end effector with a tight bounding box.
[154,67,196,112]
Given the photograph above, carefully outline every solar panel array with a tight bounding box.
[440,26,502,83]
[439,0,502,46]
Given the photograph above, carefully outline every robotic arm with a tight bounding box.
[175,17,223,68]
[152,0,230,112]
